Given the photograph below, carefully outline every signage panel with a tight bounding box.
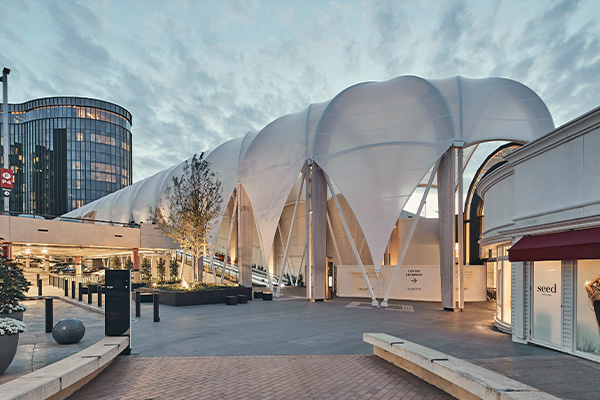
[337,265,486,301]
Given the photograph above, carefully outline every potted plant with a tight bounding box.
[0,255,30,321]
[0,317,26,375]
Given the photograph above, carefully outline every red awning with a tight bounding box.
[508,227,600,262]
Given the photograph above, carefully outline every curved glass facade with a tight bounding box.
[0,97,132,216]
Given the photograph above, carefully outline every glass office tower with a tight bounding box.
[0,97,132,216]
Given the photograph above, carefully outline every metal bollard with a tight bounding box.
[71,281,75,299]
[135,290,141,317]
[45,298,53,333]
[88,285,94,304]
[64,279,69,296]
[37,273,40,286]
[153,292,160,322]
[98,285,102,307]
[38,279,42,296]
[78,282,83,301]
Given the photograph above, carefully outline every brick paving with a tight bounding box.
[69,354,452,400]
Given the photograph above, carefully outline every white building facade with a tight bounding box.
[478,106,600,362]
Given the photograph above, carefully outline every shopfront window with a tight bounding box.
[532,261,562,346]
[576,260,600,357]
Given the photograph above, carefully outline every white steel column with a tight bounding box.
[457,147,465,310]
[305,163,311,300]
[325,173,378,307]
[381,160,440,307]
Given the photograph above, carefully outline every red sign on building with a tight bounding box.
[1,168,13,189]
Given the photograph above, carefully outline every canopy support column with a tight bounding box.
[457,147,465,310]
[305,164,311,300]
[381,159,440,307]
[311,164,327,301]
[325,173,378,307]
[238,184,254,288]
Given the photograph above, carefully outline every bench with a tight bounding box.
[363,333,560,400]
[236,294,248,304]
[262,292,273,301]
[225,295,238,305]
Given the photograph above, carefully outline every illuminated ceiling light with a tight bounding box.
[42,249,48,253]
[25,249,31,254]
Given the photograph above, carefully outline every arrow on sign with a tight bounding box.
[411,278,417,284]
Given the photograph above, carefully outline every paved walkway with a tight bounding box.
[3,269,600,399]
[69,355,452,400]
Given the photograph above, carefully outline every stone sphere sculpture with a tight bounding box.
[52,318,85,344]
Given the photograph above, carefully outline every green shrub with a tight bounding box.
[156,258,166,282]
[169,259,179,281]
[141,258,152,282]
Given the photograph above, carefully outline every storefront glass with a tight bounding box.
[502,260,511,323]
[576,260,600,357]
[532,261,562,346]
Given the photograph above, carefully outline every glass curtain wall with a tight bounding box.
[0,97,132,216]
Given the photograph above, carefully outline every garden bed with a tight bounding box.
[155,286,252,306]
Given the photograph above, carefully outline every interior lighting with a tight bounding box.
[42,249,48,254]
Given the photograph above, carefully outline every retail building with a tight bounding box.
[478,106,600,362]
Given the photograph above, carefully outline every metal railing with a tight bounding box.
[49,273,101,289]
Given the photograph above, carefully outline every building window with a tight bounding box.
[532,261,562,346]
[576,260,600,357]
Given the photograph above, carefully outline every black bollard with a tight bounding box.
[38,279,42,296]
[64,279,69,296]
[98,285,102,307]
[45,298,53,333]
[153,292,160,322]
[71,281,75,299]
[37,273,40,286]
[88,285,94,304]
[135,290,141,317]
[78,282,83,301]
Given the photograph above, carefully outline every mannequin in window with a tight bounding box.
[585,274,600,334]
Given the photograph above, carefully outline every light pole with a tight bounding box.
[1,67,10,213]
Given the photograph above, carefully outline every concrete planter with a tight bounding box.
[0,333,19,375]
[0,311,23,321]
[158,286,252,306]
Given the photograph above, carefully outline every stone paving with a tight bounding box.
[4,269,600,399]
[69,355,452,400]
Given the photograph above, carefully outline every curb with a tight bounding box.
[0,336,128,400]
[364,333,561,400]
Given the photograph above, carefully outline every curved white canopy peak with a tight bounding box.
[313,76,457,273]
[238,108,313,268]
[430,76,555,144]
[204,136,246,247]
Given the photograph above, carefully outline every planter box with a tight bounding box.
[157,286,252,306]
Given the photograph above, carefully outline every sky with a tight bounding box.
[1,0,599,184]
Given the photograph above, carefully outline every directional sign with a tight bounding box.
[2,188,10,198]
[411,278,417,284]
[0,168,13,189]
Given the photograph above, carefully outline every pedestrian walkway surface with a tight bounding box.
[68,354,452,400]
[2,269,600,399]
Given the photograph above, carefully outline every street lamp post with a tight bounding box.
[1,67,10,213]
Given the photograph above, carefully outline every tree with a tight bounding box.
[153,153,222,282]
[111,256,122,270]
[169,259,179,281]
[156,258,166,282]
[125,256,134,271]
[141,257,152,283]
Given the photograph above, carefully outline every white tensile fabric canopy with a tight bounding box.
[63,75,554,273]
